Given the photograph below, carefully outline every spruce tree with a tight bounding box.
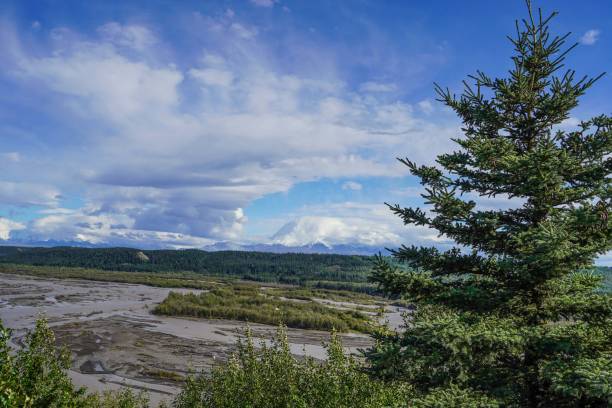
[367,2,611,407]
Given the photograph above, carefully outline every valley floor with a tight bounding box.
[0,272,406,406]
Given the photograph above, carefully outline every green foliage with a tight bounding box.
[0,317,89,407]
[0,264,221,291]
[367,2,612,407]
[88,389,149,408]
[153,285,374,333]
[174,326,412,408]
[0,318,149,408]
[0,246,373,285]
[302,279,381,295]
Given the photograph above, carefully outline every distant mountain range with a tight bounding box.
[0,238,391,256]
[202,241,392,255]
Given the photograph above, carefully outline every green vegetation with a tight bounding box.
[0,262,386,306]
[265,285,384,305]
[1,263,387,332]
[0,263,221,290]
[368,3,612,407]
[153,285,374,333]
[0,318,149,408]
[174,326,412,408]
[1,318,413,407]
[301,279,381,295]
[1,4,610,408]
[0,246,373,285]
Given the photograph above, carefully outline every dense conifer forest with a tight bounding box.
[0,246,372,284]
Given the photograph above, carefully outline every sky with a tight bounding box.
[0,1,610,262]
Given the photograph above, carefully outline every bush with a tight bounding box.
[0,317,149,408]
[173,326,412,408]
[153,287,373,333]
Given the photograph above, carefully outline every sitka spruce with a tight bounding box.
[367,1,611,407]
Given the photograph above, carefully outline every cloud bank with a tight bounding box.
[0,13,457,248]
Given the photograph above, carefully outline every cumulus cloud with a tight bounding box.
[0,15,457,247]
[0,217,25,240]
[272,215,400,247]
[270,202,447,248]
[24,207,214,249]
[580,29,600,45]
[17,44,183,124]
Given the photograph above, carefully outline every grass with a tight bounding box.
[0,263,221,290]
[153,285,375,333]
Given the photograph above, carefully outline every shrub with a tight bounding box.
[173,326,412,408]
[0,317,149,408]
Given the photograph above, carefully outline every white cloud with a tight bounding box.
[418,99,434,114]
[580,29,600,45]
[596,252,612,266]
[0,181,61,207]
[342,181,362,191]
[0,17,458,247]
[390,186,425,198]
[230,23,258,39]
[189,67,234,87]
[25,207,214,248]
[269,202,448,248]
[201,53,226,66]
[359,81,397,93]
[17,44,182,124]
[559,117,581,128]
[272,215,401,247]
[0,217,25,240]
[97,22,156,50]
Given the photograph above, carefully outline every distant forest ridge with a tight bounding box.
[0,246,609,291]
[0,246,374,285]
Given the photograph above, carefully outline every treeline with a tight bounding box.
[0,246,372,284]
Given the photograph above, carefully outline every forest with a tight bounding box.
[0,246,373,285]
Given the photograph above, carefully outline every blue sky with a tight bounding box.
[0,1,610,261]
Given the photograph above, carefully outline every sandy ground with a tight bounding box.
[0,272,408,406]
